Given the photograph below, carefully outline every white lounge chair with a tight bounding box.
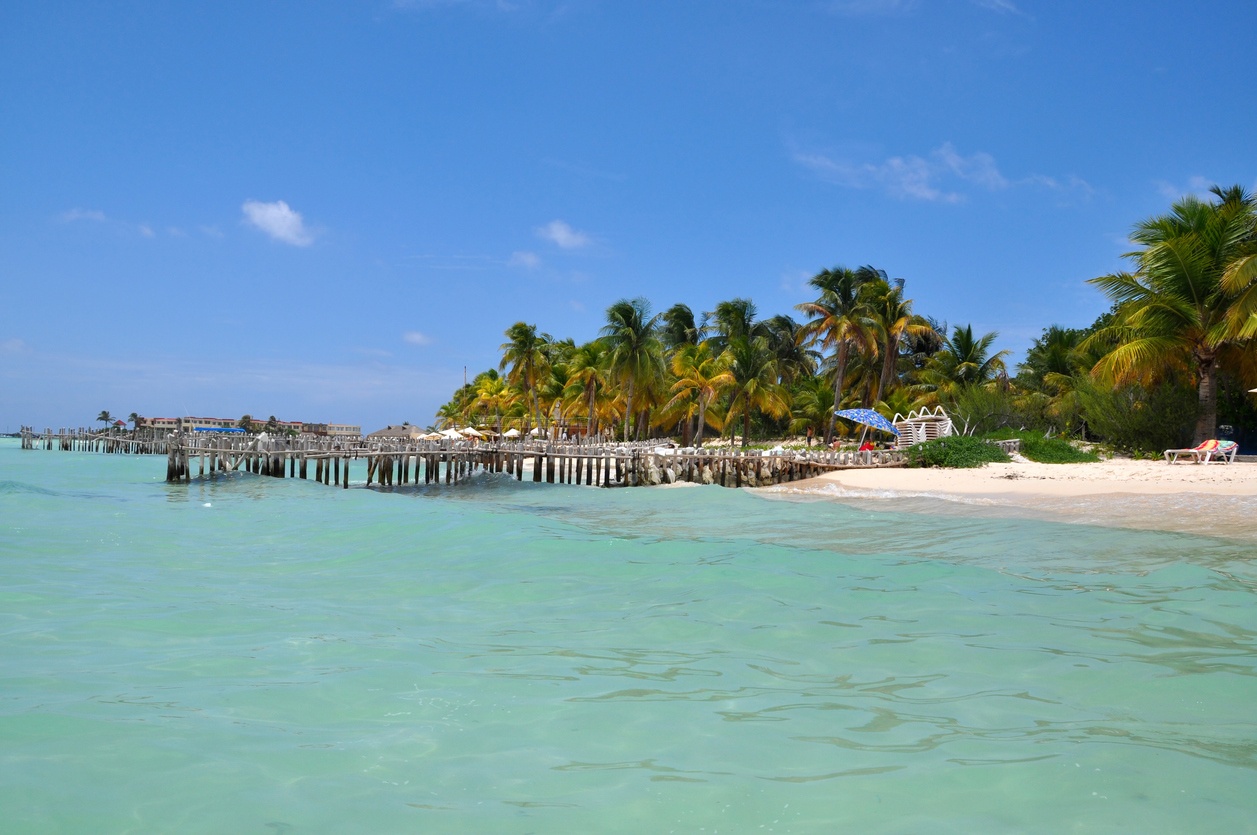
[1164,440,1239,464]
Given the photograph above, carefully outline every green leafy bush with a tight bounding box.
[984,429,1099,463]
[906,435,1011,468]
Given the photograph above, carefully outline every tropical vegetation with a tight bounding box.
[434,185,1257,456]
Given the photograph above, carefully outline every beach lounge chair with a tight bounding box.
[1163,439,1239,464]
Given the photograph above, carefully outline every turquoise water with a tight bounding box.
[2,439,1256,834]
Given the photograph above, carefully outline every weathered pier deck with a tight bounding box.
[15,427,979,489]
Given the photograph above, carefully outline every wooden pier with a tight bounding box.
[18,426,936,489]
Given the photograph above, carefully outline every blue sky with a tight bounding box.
[3,1,1254,433]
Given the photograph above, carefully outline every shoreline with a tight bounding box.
[760,458,1257,540]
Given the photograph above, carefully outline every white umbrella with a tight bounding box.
[502,428,521,438]
[439,428,464,440]
[460,427,484,438]
[420,432,443,441]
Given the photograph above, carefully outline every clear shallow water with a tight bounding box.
[2,439,1256,834]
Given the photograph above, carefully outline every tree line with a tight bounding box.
[436,185,1257,452]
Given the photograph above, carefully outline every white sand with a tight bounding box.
[802,457,1257,497]
[762,457,1257,540]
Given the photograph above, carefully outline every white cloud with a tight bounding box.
[795,142,1090,203]
[60,208,107,223]
[1155,176,1216,202]
[241,199,315,246]
[403,331,433,346]
[825,0,916,14]
[536,219,591,249]
[972,0,1020,13]
[568,299,586,313]
[1,338,30,355]
[509,250,541,269]
[138,224,156,238]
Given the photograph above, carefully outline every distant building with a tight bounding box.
[138,416,361,437]
[327,423,361,439]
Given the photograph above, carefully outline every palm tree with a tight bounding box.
[666,342,734,446]
[1088,186,1257,443]
[796,266,874,442]
[725,336,790,447]
[789,376,835,440]
[601,298,663,441]
[500,322,552,432]
[475,374,515,435]
[760,314,817,387]
[920,324,1010,396]
[564,341,608,438]
[705,298,762,353]
[861,272,934,404]
[238,414,255,431]
[660,303,702,352]
[127,412,142,431]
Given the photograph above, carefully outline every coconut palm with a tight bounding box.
[760,314,817,387]
[919,324,1010,397]
[564,341,608,438]
[1088,186,1257,442]
[861,272,934,404]
[127,412,142,430]
[725,336,790,447]
[660,303,702,352]
[704,298,762,353]
[97,410,113,429]
[601,298,663,441]
[475,374,515,435]
[666,342,734,446]
[500,322,552,432]
[796,266,874,442]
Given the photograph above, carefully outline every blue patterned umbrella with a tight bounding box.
[834,408,899,436]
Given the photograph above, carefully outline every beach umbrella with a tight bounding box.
[460,427,484,438]
[834,408,899,437]
[439,428,464,440]
[502,428,521,438]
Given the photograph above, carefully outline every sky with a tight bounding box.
[3,1,1255,433]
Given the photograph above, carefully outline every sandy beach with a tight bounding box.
[764,456,1257,540]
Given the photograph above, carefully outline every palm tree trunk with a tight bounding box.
[587,382,597,439]
[825,342,849,443]
[878,334,900,404]
[624,380,634,442]
[695,399,706,446]
[742,409,751,448]
[1194,355,1218,445]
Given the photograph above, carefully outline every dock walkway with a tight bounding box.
[16,426,972,489]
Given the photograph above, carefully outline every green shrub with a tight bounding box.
[983,429,1099,463]
[906,435,1011,468]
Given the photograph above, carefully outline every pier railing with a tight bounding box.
[19,427,923,488]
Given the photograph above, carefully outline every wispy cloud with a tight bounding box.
[972,0,1021,13]
[241,199,316,246]
[60,208,107,223]
[795,142,1091,203]
[1154,176,1217,202]
[1,338,30,355]
[138,224,156,238]
[824,0,916,15]
[536,219,591,249]
[403,330,433,346]
[509,250,541,269]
